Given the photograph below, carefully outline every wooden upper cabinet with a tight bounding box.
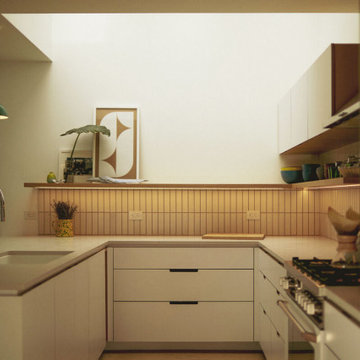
[332,44,359,115]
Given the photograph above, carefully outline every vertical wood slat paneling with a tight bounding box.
[36,187,359,237]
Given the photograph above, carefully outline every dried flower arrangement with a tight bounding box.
[52,200,78,219]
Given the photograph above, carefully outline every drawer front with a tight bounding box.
[113,301,253,342]
[113,269,253,301]
[325,301,360,360]
[259,270,287,340]
[113,248,253,269]
[258,249,286,291]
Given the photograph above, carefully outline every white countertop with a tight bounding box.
[1,234,358,322]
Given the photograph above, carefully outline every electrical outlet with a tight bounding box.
[129,210,144,221]
[246,210,260,221]
[24,211,37,220]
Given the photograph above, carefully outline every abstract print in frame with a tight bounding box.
[95,107,139,179]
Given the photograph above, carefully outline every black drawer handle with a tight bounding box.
[276,290,280,296]
[263,274,266,279]
[277,331,280,338]
[169,301,198,305]
[169,269,198,272]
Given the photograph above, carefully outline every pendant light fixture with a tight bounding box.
[0,104,8,119]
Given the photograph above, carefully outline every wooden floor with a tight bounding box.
[100,352,266,360]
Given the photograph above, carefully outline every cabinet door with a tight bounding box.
[88,250,106,360]
[259,306,272,360]
[308,46,331,138]
[278,91,292,154]
[291,72,308,147]
[23,280,56,360]
[54,266,79,360]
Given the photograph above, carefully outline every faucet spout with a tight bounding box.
[0,189,5,222]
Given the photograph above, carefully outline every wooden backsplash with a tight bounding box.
[37,187,360,238]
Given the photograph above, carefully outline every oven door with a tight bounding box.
[277,295,324,360]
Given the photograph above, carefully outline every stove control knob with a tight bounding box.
[297,292,306,306]
[280,277,295,290]
[306,302,322,316]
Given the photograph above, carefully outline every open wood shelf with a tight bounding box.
[24,180,360,190]
[24,183,292,189]
[291,177,360,188]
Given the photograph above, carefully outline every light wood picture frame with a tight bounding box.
[94,107,139,179]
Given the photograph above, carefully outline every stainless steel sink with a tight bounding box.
[0,251,73,265]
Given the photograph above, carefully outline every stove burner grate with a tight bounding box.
[292,257,360,286]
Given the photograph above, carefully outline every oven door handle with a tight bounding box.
[277,300,318,343]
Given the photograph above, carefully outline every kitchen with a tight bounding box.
[0,1,360,360]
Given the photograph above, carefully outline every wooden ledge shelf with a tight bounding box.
[291,177,360,188]
[24,179,360,190]
[24,183,292,190]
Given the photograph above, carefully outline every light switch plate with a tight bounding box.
[128,210,144,221]
[24,211,37,220]
[246,210,260,220]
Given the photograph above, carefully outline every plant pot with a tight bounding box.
[53,219,74,237]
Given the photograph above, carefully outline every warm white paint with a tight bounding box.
[0,13,358,236]
[2,14,53,60]
[0,14,52,61]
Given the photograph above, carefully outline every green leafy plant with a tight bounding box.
[52,200,78,219]
[61,124,111,161]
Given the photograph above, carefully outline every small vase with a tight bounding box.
[332,234,358,265]
[53,219,74,237]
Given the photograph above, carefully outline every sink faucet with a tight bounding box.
[0,189,5,222]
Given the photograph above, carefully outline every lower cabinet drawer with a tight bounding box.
[114,269,253,301]
[113,247,253,269]
[113,301,253,342]
[258,249,286,292]
[259,270,287,340]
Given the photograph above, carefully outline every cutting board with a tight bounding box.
[202,233,265,240]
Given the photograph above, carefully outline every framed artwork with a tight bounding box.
[94,107,139,179]
[58,150,92,179]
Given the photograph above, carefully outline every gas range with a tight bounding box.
[284,257,360,296]
[281,257,360,329]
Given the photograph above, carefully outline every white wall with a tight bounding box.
[0,13,358,235]
[2,14,53,60]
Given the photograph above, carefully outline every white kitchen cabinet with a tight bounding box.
[324,301,360,360]
[22,280,56,360]
[291,72,308,148]
[278,43,359,155]
[88,251,106,360]
[55,250,105,360]
[114,301,253,342]
[0,250,105,360]
[109,247,254,347]
[278,91,292,154]
[307,46,331,139]
[256,249,288,360]
[113,269,253,301]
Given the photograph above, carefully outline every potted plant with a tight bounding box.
[61,125,111,182]
[52,200,78,237]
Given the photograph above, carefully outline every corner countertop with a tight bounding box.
[1,234,358,323]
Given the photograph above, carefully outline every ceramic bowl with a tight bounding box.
[280,167,303,184]
[302,164,321,182]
